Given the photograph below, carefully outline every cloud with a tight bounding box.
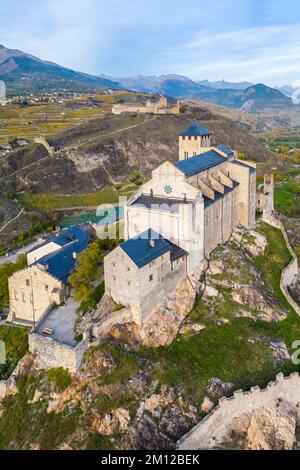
[0,0,299,84]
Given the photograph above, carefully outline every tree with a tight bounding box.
[0,255,26,310]
[69,240,103,303]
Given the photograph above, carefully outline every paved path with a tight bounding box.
[0,240,39,266]
[0,209,24,233]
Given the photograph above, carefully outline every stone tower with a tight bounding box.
[179,123,212,160]
[257,174,274,214]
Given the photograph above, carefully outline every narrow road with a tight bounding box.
[0,116,157,182]
[0,154,50,183]
[0,239,39,266]
[77,116,157,149]
[0,208,24,233]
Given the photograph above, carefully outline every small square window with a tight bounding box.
[127,267,130,272]
[45,285,49,291]
[26,279,30,286]
[113,276,116,281]
[128,281,131,286]
[113,262,116,267]
[149,274,153,282]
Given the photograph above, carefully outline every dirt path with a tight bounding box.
[0,154,50,183]
[77,116,157,149]
[0,208,24,233]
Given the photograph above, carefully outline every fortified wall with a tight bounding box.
[177,372,300,449]
[34,136,54,155]
[262,211,300,316]
[112,96,180,115]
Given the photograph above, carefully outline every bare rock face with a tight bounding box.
[82,350,117,379]
[206,377,235,399]
[232,228,267,257]
[270,340,291,366]
[139,279,196,347]
[201,396,215,414]
[92,408,131,435]
[232,286,286,322]
[223,402,297,450]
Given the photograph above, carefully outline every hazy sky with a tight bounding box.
[1,0,300,85]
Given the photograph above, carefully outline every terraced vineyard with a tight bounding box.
[0,92,132,145]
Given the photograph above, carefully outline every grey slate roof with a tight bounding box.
[35,225,91,284]
[217,145,234,157]
[132,195,181,213]
[179,123,212,137]
[174,150,227,177]
[120,228,187,269]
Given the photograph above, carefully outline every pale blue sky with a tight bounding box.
[1,0,300,85]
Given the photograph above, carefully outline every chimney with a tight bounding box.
[150,189,153,198]
[150,239,155,248]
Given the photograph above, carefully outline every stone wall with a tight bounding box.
[28,333,86,374]
[34,136,54,155]
[177,372,300,449]
[112,98,180,115]
[262,211,300,316]
[91,305,133,339]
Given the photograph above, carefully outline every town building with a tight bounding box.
[104,123,257,325]
[8,224,94,326]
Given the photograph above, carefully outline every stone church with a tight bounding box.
[104,123,257,325]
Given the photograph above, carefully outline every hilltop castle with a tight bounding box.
[112,95,180,115]
[104,123,257,325]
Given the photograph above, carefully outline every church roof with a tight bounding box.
[120,228,187,269]
[217,145,234,157]
[35,225,91,284]
[174,150,226,177]
[179,123,212,137]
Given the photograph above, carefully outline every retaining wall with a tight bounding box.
[28,333,86,374]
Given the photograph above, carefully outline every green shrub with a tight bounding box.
[47,368,72,392]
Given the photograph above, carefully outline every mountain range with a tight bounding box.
[105,74,294,111]
[0,45,118,94]
[0,44,297,112]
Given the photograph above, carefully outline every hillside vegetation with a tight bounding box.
[0,221,300,449]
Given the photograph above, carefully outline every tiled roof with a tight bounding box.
[45,226,87,247]
[217,145,234,157]
[120,228,187,269]
[179,123,212,137]
[35,225,91,284]
[174,150,227,177]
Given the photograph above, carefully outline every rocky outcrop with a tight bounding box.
[86,278,196,348]
[232,286,286,322]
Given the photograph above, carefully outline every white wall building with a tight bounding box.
[104,123,257,324]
